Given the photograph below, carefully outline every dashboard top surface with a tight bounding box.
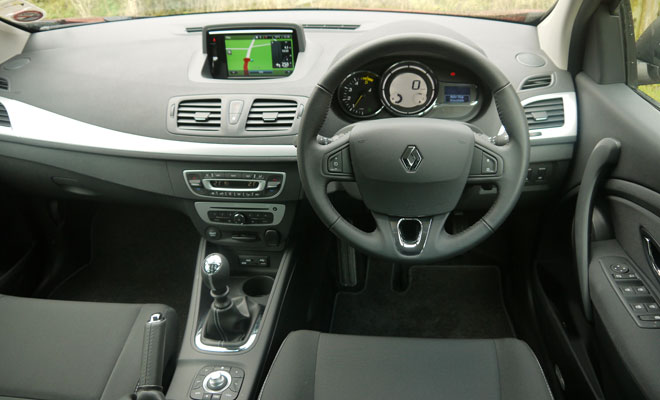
[0,9,573,148]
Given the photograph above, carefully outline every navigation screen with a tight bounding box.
[444,86,471,103]
[224,33,295,77]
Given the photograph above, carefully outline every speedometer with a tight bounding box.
[337,71,383,119]
[380,61,437,116]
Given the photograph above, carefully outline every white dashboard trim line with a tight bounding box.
[0,96,298,159]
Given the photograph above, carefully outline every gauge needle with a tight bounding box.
[354,95,364,107]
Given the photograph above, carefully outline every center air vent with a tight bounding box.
[0,102,11,128]
[524,98,564,130]
[246,99,297,131]
[520,75,552,90]
[176,98,221,132]
[0,77,8,91]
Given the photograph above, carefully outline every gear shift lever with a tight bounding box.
[200,253,258,345]
[202,253,231,309]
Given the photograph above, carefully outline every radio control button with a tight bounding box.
[232,213,246,224]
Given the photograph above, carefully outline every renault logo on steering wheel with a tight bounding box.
[401,145,423,172]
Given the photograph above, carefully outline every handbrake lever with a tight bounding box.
[135,313,167,400]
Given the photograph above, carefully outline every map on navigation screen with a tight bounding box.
[225,33,295,77]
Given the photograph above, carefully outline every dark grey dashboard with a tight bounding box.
[0,9,577,233]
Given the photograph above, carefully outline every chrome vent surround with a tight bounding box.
[520,75,552,90]
[176,98,221,132]
[525,98,564,131]
[0,102,10,127]
[0,77,8,91]
[246,99,298,131]
[302,24,360,30]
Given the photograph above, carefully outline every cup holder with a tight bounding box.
[242,276,274,297]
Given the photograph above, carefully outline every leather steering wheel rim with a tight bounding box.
[298,33,529,263]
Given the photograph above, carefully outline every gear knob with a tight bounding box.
[202,253,230,293]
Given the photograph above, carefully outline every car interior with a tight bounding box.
[1,0,660,399]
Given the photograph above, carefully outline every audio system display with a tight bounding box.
[205,28,299,79]
[184,170,285,199]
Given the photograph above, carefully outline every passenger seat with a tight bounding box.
[0,295,177,400]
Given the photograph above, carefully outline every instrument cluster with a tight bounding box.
[336,59,481,121]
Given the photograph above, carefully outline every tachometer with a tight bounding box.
[380,61,437,116]
[337,71,383,118]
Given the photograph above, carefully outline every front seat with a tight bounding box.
[259,331,553,400]
[0,295,177,400]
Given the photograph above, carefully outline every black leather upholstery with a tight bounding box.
[0,295,177,400]
[259,331,553,400]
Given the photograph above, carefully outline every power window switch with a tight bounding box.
[646,303,659,312]
[639,314,660,321]
[622,286,635,295]
[631,303,646,312]
[635,286,649,294]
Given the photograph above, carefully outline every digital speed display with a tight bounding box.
[380,61,437,116]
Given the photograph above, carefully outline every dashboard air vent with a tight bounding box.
[524,98,564,131]
[246,99,298,131]
[520,75,552,90]
[0,102,10,128]
[0,77,8,91]
[303,24,360,30]
[176,98,221,131]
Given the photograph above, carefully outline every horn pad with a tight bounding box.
[348,118,475,217]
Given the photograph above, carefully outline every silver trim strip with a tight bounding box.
[0,96,297,159]
[396,218,424,248]
[202,179,266,192]
[194,313,262,353]
[498,91,577,145]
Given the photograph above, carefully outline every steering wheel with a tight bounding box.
[298,33,529,263]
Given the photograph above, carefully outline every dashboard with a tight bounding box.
[0,10,578,247]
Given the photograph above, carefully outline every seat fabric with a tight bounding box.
[0,295,177,400]
[259,330,553,400]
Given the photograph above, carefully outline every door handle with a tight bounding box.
[641,229,660,282]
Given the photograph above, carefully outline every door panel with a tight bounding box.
[573,40,660,400]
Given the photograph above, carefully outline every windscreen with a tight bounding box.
[0,0,557,31]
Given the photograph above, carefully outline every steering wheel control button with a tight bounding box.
[328,152,343,172]
[481,153,498,174]
[326,148,352,175]
[611,263,629,273]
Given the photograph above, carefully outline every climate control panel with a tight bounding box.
[184,170,285,199]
